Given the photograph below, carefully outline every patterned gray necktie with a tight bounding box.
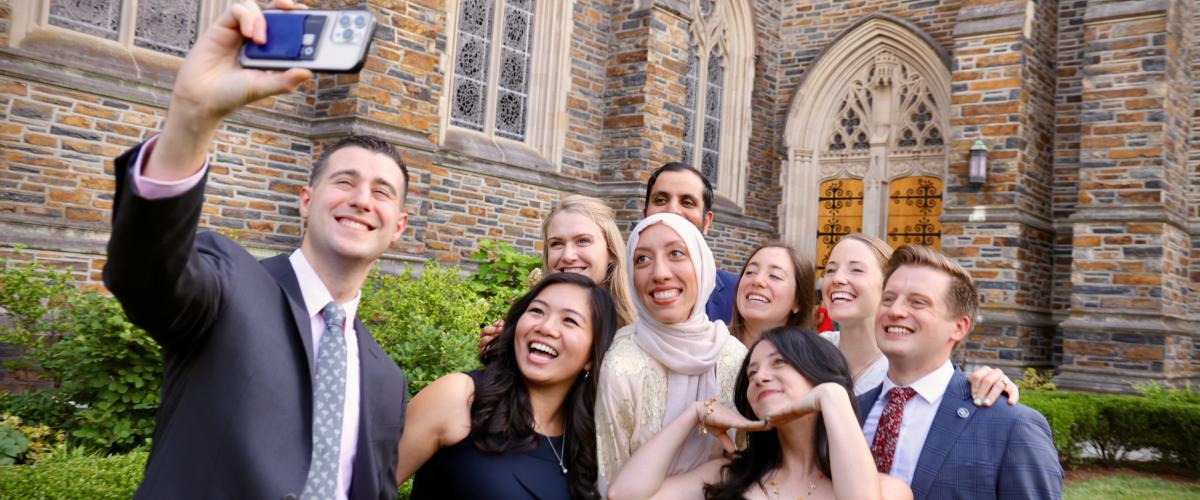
[302,302,347,499]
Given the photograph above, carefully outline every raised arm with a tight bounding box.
[767,383,910,500]
[607,400,765,500]
[394,373,474,483]
[103,0,313,347]
[148,0,312,180]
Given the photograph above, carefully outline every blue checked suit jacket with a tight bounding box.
[857,369,1063,500]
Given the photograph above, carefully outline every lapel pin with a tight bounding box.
[957,407,970,419]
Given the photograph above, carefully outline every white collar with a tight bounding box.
[289,250,361,325]
[880,359,954,404]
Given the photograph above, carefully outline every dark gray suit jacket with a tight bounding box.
[858,369,1063,500]
[104,144,407,499]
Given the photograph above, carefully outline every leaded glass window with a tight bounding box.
[700,49,723,185]
[451,0,495,132]
[681,45,699,166]
[134,0,202,57]
[49,0,121,41]
[46,0,204,57]
[450,0,536,142]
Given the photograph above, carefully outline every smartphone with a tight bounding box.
[238,9,376,73]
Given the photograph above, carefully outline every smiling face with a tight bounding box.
[545,211,610,285]
[736,247,799,331]
[514,282,595,388]
[875,265,970,377]
[822,239,884,325]
[299,146,408,267]
[632,223,699,324]
[643,170,713,234]
[744,340,815,419]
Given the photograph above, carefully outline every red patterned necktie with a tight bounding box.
[871,386,917,473]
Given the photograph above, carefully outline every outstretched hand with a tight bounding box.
[174,0,313,122]
[148,0,314,180]
[696,400,768,454]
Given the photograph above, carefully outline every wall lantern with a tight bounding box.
[968,139,989,185]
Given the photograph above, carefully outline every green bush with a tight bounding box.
[1023,390,1200,474]
[0,258,160,453]
[1133,381,1200,405]
[468,239,542,321]
[0,414,64,464]
[360,264,488,396]
[0,450,147,499]
[0,423,29,465]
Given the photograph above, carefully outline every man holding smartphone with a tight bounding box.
[103,1,408,499]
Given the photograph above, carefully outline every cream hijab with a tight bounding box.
[623,212,731,474]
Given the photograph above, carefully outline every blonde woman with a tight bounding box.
[480,195,636,348]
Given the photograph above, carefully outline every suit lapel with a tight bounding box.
[910,369,973,499]
[350,317,381,499]
[858,384,883,427]
[263,254,316,377]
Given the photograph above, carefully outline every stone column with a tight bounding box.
[601,2,693,224]
[945,1,1058,375]
[1057,0,1196,392]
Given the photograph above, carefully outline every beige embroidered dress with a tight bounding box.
[594,328,748,491]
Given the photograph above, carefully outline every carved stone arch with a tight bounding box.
[779,14,951,256]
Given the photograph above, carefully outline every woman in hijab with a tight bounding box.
[594,212,748,492]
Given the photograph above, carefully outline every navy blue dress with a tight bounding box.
[411,371,570,500]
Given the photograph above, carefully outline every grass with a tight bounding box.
[1065,475,1200,499]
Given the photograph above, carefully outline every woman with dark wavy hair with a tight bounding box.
[396,272,618,499]
[608,326,911,500]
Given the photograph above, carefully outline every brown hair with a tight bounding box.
[541,195,637,327]
[311,135,409,204]
[882,245,979,331]
[731,242,817,339]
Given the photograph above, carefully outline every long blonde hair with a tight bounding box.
[541,195,637,326]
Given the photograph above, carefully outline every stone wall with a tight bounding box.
[0,0,1196,392]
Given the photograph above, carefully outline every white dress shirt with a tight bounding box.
[133,136,361,499]
[861,359,955,485]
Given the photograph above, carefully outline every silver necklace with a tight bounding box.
[544,434,567,475]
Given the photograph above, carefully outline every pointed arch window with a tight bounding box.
[679,0,754,206]
[442,0,574,169]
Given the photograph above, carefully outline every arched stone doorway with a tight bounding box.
[780,15,952,268]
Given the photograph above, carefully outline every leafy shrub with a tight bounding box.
[0,414,64,464]
[360,264,488,395]
[1023,390,1200,473]
[0,423,29,465]
[1133,381,1200,405]
[0,258,160,453]
[468,239,541,321]
[1016,367,1056,392]
[0,449,147,499]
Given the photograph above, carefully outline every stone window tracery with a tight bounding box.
[451,0,535,142]
[681,0,754,204]
[26,0,220,58]
[442,0,573,169]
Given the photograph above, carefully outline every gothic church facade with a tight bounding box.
[0,0,1197,392]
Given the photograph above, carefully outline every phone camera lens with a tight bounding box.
[339,16,350,26]
[355,15,366,27]
[343,28,354,40]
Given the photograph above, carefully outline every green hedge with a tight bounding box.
[1023,390,1200,474]
[0,451,147,499]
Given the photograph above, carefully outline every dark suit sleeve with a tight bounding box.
[102,143,226,352]
[998,408,1064,500]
